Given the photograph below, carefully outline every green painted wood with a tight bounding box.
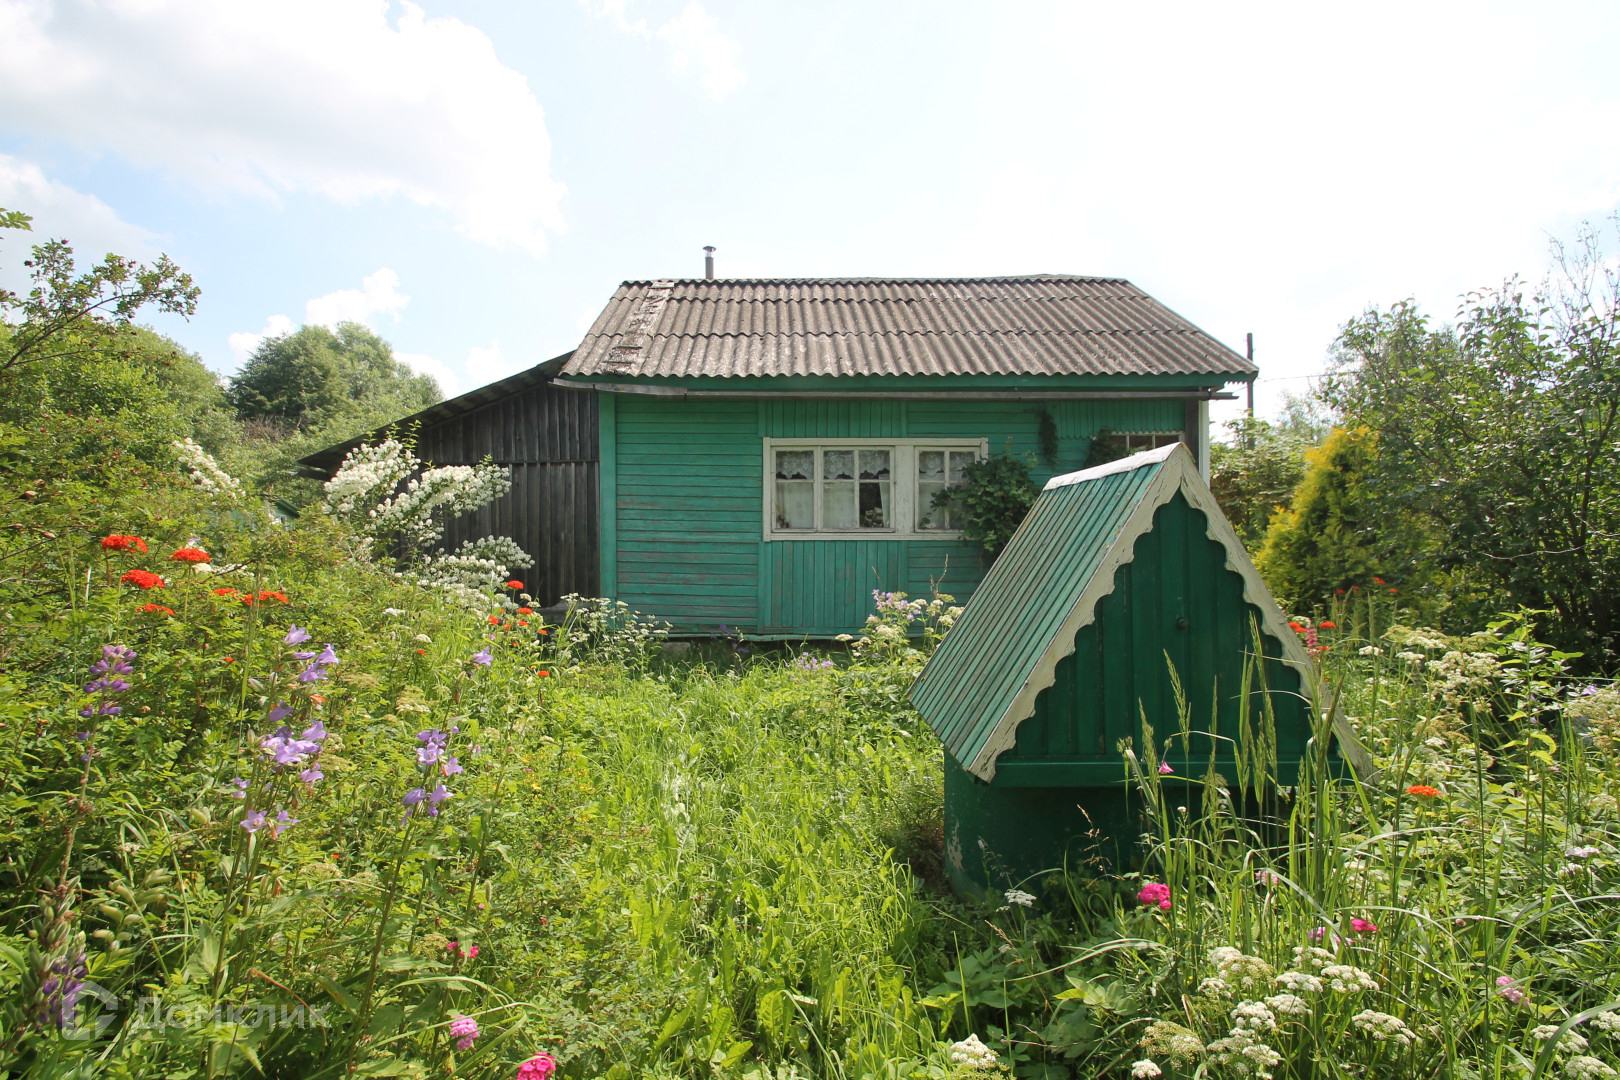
[1000,492,1311,783]
[609,392,1204,634]
[598,391,617,598]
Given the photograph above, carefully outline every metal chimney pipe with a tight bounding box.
[703,246,715,280]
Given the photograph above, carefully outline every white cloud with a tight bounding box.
[0,154,161,293]
[395,351,460,397]
[466,339,523,386]
[0,0,566,254]
[228,314,295,365]
[583,0,744,100]
[304,268,410,329]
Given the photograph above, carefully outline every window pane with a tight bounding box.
[776,481,813,529]
[775,449,813,481]
[823,449,855,481]
[917,481,947,529]
[948,451,974,484]
[824,482,857,528]
[858,450,891,480]
[918,450,945,480]
[859,481,891,527]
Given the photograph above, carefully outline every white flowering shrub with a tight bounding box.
[836,589,963,667]
[418,536,533,613]
[172,437,244,498]
[548,594,671,671]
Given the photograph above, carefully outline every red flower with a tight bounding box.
[139,603,175,615]
[538,628,549,635]
[1388,588,1398,595]
[1288,621,1307,633]
[1335,588,1345,595]
[102,534,147,553]
[170,547,210,563]
[516,606,534,615]
[537,670,550,678]
[213,587,239,597]
[1319,620,1338,629]
[517,620,529,627]
[1406,784,1442,799]
[488,615,501,625]
[240,594,256,606]
[120,569,164,590]
[415,648,426,655]
[222,656,235,664]
[1373,576,1386,585]
[258,590,288,604]
[1350,917,1379,934]
[505,580,523,590]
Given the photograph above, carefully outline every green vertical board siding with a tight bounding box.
[614,396,761,627]
[995,491,1310,785]
[611,393,1197,635]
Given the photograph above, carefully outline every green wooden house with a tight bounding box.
[550,275,1255,636]
[909,443,1369,894]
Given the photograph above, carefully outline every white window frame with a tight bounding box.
[762,437,988,541]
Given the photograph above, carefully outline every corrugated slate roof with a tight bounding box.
[910,444,1325,781]
[562,276,1255,380]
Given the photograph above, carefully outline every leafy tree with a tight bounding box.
[1322,227,1620,659]
[226,322,440,433]
[1209,406,1322,549]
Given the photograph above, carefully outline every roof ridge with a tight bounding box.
[617,274,1134,286]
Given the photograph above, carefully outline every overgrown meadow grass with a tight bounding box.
[3,433,1620,1080]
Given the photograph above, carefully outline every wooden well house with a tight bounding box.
[307,276,1257,636]
[910,443,1369,895]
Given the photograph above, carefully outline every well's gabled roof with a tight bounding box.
[910,444,1328,781]
[562,276,1255,381]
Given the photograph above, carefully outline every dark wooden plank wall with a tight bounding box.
[413,384,599,606]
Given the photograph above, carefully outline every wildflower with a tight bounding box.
[1199,976,1232,997]
[300,766,324,784]
[1591,1012,1620,1035]
[505,580,523,589]
[449,1014,479,1050]
[538,670,550,677]
[101,534,147,552]
[1359,645,1384,656]
[447,940,480,960]
[222,656,235,664]
[1207,1028,1282,1079]
[284,625,311,645]
[517,1053,557,1080]
[241,809,267,833]
[1158,761,1174,774]
[231,778,249,799]
[383,607,406,616]
[1229,1000,1278,1034]
[270,810,298,838]
[1130,1062,1162,1079]
[120,569,164,589]
[1002,888,1036,908]
[1255,869,1282,886]
[139,603,175,615]
[488,615,501,625]
[1139,1020,1204,1065]
[302,719,328,742]
[1288,621,1306,632]
[1264,993,1310,1016]
[1566,845,1601,860]
[1274,970,1324,994]
[1319,620,1337,629]
[418,743,443,766]
[1350,918,1379,934]
[1406,784,1442,799]
[517,606,533,615]
[1374,577,1386,585]
[414,633,432,643]
[1565,1056,1618,1080]
[441,755,463,776]
[1351,1009,1416,1046]
[1322,964,1378,993]
[947,1034,998,1069]
[427,784,452,814]
[213,587,239,597]
[1210,948,1275,994]
[1137,882,1171,910]
[1497,975,1528,1006]
[471,648,493,667]
[258,590,289,604]
[170,547,210,563]
[418,729,448,747]
[1533,1026,1589,1054]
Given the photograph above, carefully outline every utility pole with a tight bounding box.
[1246,332,1255,419]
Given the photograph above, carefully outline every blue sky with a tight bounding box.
[3,0,1618,424]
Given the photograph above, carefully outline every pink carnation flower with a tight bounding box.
[1351,918,1379,934]
[518,1053,558,1079]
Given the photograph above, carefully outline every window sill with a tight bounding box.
[764,531,969,542]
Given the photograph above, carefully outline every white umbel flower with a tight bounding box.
[1322,964,1379,993]
[1591,1012,1620,1034]
[1534,1026,1590,1054]
[1130,1061,1163,1079]
[948,1034,998,1070]
[1565,1056,1618,1080]
[1274,971,1325,994]
[1002,889,1036,908]
[1264,993,1311,1017]
[1351,1010,1417,1046]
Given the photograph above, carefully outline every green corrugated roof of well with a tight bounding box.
[910,448,1171,770]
